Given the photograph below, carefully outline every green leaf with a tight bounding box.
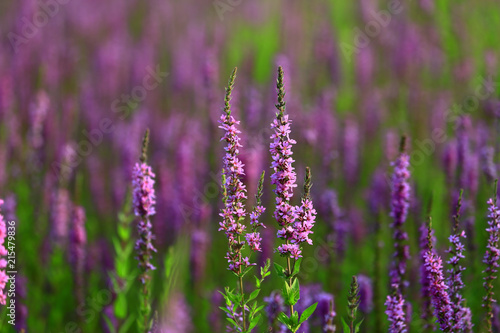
[354,318,364,333]
[219,306,232,315]
[226,317,240,329]
[247,289,260,302]
[292,258,302,277]
[254,275,261,288]
[274,263,287,279]
[114,294,127,319]
[248,314,261,330]
[240,265,254,278]
[277,312,290,327]
[299,302,317,324]
[118,315,135,333]
[291,311,299,326]
[118,223,131,240]
[103,315,117,333]
[341,318,350,333]
[282,282,293,305]
[290,278,300,305]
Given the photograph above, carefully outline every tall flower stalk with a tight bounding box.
[385,136,410,332]
[132,129,157,332]
[271,66,317,333]
[446,190,473,331]
[482,182,500,332]
[218,68,270,332]
[0,199,8,305]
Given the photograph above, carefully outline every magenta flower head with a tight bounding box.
[483,193,500,332]
[0,199,8,305]
[132,136,157,218]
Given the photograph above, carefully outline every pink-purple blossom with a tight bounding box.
[132,162,157,218]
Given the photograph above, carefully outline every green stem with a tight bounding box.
[286,241,294,316]
[238,234,246,331]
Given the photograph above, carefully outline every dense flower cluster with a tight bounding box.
[0,199,7,305]
[132,162,157,217]
[483,198,500,326]
[132,160,157,283]
[385,292,407,333]
[424,249,453,332]
[389,151,411,289]
[270,69,316,259]
[219,111,251,273]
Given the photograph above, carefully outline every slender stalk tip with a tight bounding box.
[276,66,286,116]
[140,128,150,163]
[399,135,407,153]
[224,68,237,116]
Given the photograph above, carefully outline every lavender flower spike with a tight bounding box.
[483,189,500,332]
[270,66,300,259]
[389,136,411,290]
[0,199,8,305]
[384,291,407,333]
[446,190,473,331]
[132,129,157,332]
[424,218,453,332]
[218,67,251,273]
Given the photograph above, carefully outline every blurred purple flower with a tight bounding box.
[357,274,373,313]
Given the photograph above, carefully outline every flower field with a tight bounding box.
[0,0,499,332]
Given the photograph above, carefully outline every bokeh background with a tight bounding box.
[0,0,500,332]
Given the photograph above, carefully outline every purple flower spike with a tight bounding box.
[0,199,8,305]
[446,192,473,331]
[424,220,453,332]
[132,163,157,218]
[385,292,407,333]
[271,67,316,260]
[387,137,410,325]
[218,68,254,273]
[483,196,500,331]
